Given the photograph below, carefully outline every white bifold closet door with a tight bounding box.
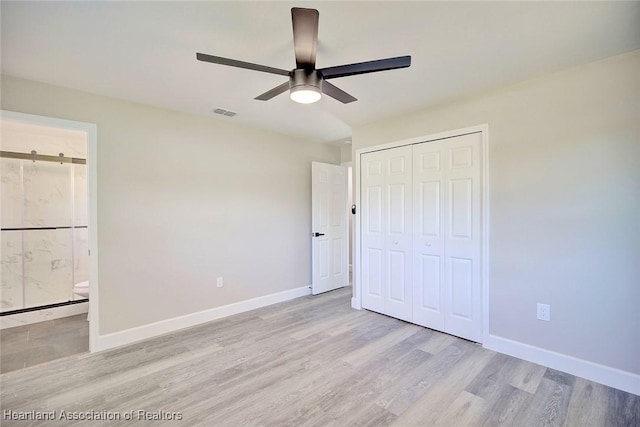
[361,146,413,322]
[412,133,482,342]
[362,132,482,342]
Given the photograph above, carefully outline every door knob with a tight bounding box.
[313,232,325,237]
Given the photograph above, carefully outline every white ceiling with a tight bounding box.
[2,1,639,144]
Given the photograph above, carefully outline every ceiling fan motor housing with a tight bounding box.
[290,69,323,92]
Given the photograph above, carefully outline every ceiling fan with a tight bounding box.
[196,7,411,104]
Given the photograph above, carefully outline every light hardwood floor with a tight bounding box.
[1,314,89,374]
[1,287,638,426]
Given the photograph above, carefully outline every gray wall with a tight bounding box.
[1,75,341,335]
[341,144,352,163]
[352,50,640,375]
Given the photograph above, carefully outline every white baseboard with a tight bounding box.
[351,297,361,310]
[484,334,640,396]
[94,286,311,352]
[1,302,89,330]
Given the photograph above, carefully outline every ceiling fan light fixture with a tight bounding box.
[289,69,322,104]
[290,85,322,104]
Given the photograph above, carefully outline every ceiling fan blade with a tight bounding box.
[291,8,319,69]
[254,81,290,101]
[322,81,357,104]
[320,55,411,80]
[196,53,290,76]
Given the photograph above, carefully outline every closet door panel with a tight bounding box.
[443,133,482,342]
[384,147,413,321]
[361,154,387,313]
[361,146,412,320]
[412,143,445,329]
[449,257,473,318]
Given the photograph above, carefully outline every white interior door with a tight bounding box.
[311,162,348,295]
[361,146,413,321]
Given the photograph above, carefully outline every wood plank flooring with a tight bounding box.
[0,314,89,374]
[1,287,638,426]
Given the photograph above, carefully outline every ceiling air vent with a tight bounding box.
[213,108,237,117]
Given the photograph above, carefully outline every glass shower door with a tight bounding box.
[22,160,74,308]
[1,158,24,311]
[72,163,89,295]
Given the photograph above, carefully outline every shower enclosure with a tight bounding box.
[1,151,88,314]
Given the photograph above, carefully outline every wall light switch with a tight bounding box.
[217,277,223,288]
[537,303,550,321]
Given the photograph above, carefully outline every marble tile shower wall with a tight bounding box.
[0,157,88,312]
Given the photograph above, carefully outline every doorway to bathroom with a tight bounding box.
[0,110,98,372]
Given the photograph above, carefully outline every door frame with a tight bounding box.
[1,110,100,352]
[341,161,353,279]
[353,124,490,343]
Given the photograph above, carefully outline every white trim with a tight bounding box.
[480,127,491,345]
[0,110,99,352]
[353,149,362,309]
[0,302,89,329]
[344,163,354,282]
[353,124,490,337]
[355,124,488,155]
[93,286,311,352]
[484,334,640,396]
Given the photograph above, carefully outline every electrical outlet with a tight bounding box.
[537,303,550,321]
[217,277,223,288]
